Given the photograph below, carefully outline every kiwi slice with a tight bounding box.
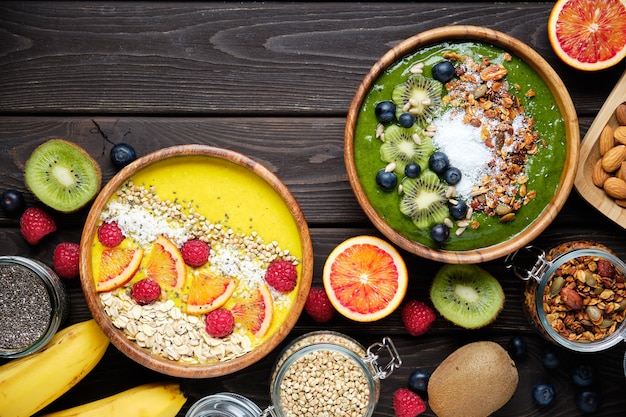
[430,264,505,329]
[380,125,434,176]
[399,170,448,229]
[24,139,102,213]
[392,74,443,125]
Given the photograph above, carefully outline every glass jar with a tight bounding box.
[505,241,626,353]
[0,256,69,358]
[185,332,401,417]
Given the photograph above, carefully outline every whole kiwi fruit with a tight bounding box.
[427,341,518,417]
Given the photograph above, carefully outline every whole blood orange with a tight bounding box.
[548,0,626,71]
[322,235,408,322]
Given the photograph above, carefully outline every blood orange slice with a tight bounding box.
[96,247,144,292]
[548,0,626,71]
[143,235,186,290]
[230,283,273,338]
[322,235,408,322]
[186,271,237,315]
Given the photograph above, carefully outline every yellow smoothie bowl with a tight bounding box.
[345,26,579,264]
[79,145,313,378]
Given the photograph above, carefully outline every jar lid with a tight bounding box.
[185,392,262,417]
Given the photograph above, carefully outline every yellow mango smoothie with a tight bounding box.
[90,155,304,365]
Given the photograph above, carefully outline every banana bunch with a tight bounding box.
[0,319,110,417]
[39,382,187,417]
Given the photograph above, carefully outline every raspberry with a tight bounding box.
[393,388,426,417]
[97,221,125,248]
[181,239,210,267]
[130,279,161,305]
[401,300,436,336]
[205,308,235,338]
[264,259,297,293]
[53,242,80,279]
[20,207,57,245]
[304,287,334,322]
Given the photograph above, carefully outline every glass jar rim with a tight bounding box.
[0,256,68,358]
[185,392,262,417]
[534,248,626,352]
[270,342,377,417]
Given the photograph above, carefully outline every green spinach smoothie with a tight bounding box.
[353,41,566,250]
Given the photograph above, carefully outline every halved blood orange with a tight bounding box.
[186,271,237,315]
[548,0,626,71]
[230,283,273,338]
[143,235,186,290]
[96,247,144,292]
[322,235,408,322]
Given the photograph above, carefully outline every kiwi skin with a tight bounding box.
[24,139,102,213]
[430,264,504,329]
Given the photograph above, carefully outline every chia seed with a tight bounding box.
[0,264,52,350]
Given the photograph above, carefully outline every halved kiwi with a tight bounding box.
[24,139,102,213]
[380,125,434,176]
[392,74,443,125]
[430,264,505,329]
[399,170,448,229]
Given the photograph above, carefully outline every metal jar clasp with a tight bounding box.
[504,245,551,283]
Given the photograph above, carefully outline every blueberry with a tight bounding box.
[540,348,560,369]
[449,200,468,220]
[431,60,456,83]
[375,100,396,124]
[0,189,25,215]
[430,223,449,244]
[408,368,430,393]
[443,167,462,185]
[576,389,602,414]
[404,162,421,178]
[532,382,555,407]
[376,169,397,192]
[398,112,416,128]
[428,152,449,175]
[507,335,527,361]
[110,143,137,168]
[571,363,595,387]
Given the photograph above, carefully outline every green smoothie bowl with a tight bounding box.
[345,26,579,264]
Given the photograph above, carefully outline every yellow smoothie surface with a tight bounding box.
[91,155,303,364]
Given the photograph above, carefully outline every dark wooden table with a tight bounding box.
[2,2,626,416]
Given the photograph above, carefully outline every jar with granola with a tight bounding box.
[506,241,626,353]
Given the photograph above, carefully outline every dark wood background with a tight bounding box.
[1,2,626,416]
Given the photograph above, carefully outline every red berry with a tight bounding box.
[97,221,125,248]
[264,259,297,293]
[401,300,436,336]
[53,242,80,279]
[130,279,161,305]
[205,308,235,338]
[19,207,57,245]
[304,287,334,322]
[393,388,426,417]
[180,239,210,267]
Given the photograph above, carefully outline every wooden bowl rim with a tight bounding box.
[79,144,313,378]
[344,25,580,264]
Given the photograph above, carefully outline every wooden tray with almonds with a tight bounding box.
[575,70,626,228]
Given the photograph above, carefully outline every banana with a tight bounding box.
[0,319,109,417]
[39,382,187,417]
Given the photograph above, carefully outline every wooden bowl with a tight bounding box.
[575,70,626,227]
[79,145,313,378]
[345,26,579,264]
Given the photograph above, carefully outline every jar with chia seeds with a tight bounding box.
[505,241,626,356]
[185,331,401,417]
[0,256,69,358]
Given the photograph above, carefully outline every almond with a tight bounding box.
[601,144,626,172]
[599,124,615,155]
[618,161,626,182]
[616,102,626,126]
[603,177,626,199]
[592,158,610,187]
[615,126,626,145]
[560,287,583,310]
[616,199,626,208]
